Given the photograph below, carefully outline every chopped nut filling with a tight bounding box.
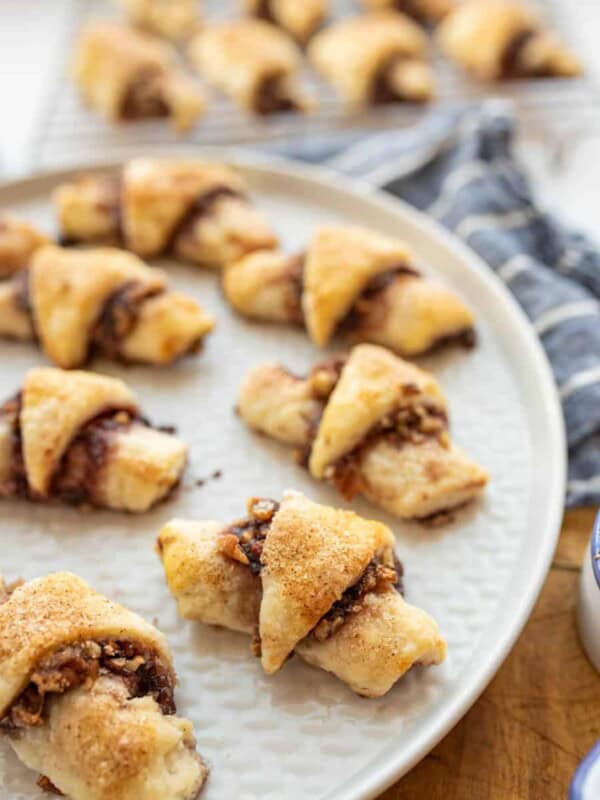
[321,400,449,500]
[218,496,406,649]
[339,265,420,333]
[219,498,280,574]
[311,554,404,642]
[167,186,244,254]
[0,639,175,734]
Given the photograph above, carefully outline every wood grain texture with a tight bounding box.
[382,508,600,800]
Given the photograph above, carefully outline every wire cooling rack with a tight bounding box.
[30,0,600,170]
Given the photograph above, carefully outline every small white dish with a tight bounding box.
[577,510,600,672]
[570,740,600,800]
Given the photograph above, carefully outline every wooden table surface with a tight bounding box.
[382,508,600,800]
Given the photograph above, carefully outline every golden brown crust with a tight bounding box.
[1,367,188,512]
[303,225,411,346]
[0,573,207,800]
[237,363,322,446]
[4,244,214,368]
[122,158,246,257]
[296,590,446,697]
[243,0,327,43]
[309,344,445,479]
[54,159,278,267]
[309,12,433,106]
[118,0,202,41]
[437,0,582,81]
[0,217,50,279]
[157,491,447,696]
[21,367,137,497]
[12,677,207,800]
[260,490,394,672]
[237,345,489,519]
[31,245,164,368]
[158,520,262,633]
[189,19,311,113]
[224,225,474,356]
[0,572,171,717]
[73,22,205,131]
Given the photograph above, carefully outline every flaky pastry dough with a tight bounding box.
[437,0,582,81]
[73,22,205,131]
[224,225,475,356]
[54,158,277,267]
[0,244,214,368]
[188,19,311,113]
[238,345,489,519]
[0,367,188,512]
[309,12,434,105]
[0,572,206,800]
[157,491,446,696]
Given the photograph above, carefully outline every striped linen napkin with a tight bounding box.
[278,101,600,507]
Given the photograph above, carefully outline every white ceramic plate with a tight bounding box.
[0,157,566,800]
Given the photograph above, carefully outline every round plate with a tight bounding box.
[0,156,565,800]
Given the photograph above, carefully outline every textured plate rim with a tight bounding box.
[0,153,567,800]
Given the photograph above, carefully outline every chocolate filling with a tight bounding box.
[0,399,145,507]
[427,327,477,352]
[50,410,137,506]
[371,57,408,105]
[166,186,245,255]
[393,0,429,23]
[120,68,170,121]
[0,638,175,735]
[338,265,420,335]
[0,393,28,499]
[284,253,306,324]
[501,28,538,78]
[91,280,161,361]
[37,776,63,796]
[312,555,404,642]
[254,75,298,115]
[254,0,276,24]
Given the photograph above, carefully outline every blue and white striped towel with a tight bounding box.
[279,101,600,507]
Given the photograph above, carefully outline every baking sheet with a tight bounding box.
[0,159,565,800]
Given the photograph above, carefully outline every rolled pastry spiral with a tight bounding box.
[309,12,435,105]
[224,225,475,357]
[0,244,214,368]
[54,159,278,268]
[188,20,312,114]
[0,572,206,800]
[0,367,188,513]
[242,0,328,44]
[238,344,489,520]
[0,217,50,280]
[73,22,205,132]
[437,0,582,81]
[157,490,446,697]
[117,0,202,42]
